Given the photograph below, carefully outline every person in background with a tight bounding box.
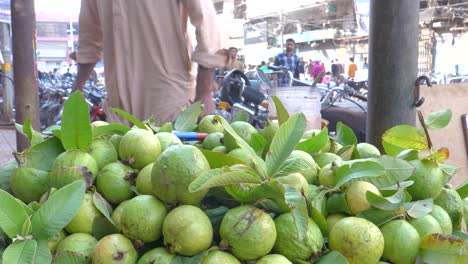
[297,57,305,79]
[274,38,299,87]
[363,57,368,69]
[72,0,228,123]
[312,61,324,79]
[305,59,314,80]
[259,61,269,71]
[347,57,358,79]
[221,47,245,74]
[322,71,331,85]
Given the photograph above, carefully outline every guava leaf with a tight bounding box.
[250,133,267,153]
[309,189,329,216]
[271,95,290,126]
[2,239,38,264]
[366,187,405,211]
[0,160,17,193]
[53,251,87,264]
[218,116,268,179]
[110,108,147,129]
[439,163,459,179]
[368,156,415,188]
[16,137,65,171]
[309,205,328,237]
[0,189,31,239]
[231,110,249,123]
[52,129,61,139]
[419,234,467,264]
[404,198,433,219]
[356,207,404,227]
[452,231,468,241]
[173,101,203,132]
[170,250,210,264]
[265,113,307,178]
[61,90,92,151]
[224,181,290,211]
[334,122,357,146]
[91,124,130,138]
[333,161,386,189]
[379,180,415,191]
[382,140,407,156]
[295,127,329,154]
[425,109,452,130]
[426,147,450,162]
[34,240,52,264]
[272,157,314,178]
[382,125,428,151]
[316,251,349,264]
[337,145,355,161]
[92,192,116,227]
[284,184,308,241]
[200,149,247,168]
[188,167,262,193]
[15,119,44,147]
[455,181,468,199]
[158,122,173,133]
[396,149,419,161]
[31,181,85,240]
[326,192,352,215]
[204,206,229,228]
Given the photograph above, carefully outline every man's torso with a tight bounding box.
[275,53,298,87]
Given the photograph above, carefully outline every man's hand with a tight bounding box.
[195,66,215,117]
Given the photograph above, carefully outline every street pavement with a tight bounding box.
[0,126,16,167]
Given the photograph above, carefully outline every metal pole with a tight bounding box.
[11,0,40,151]
[367,0,420,149]
[1,23,13,123]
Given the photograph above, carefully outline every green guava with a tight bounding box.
[273,213,323,261]
[380,220,420,264]
[111,200,130,231]
[152,145,210,206]
[10,167,49,203]
[135,163,153,195]
[119,195,167,243]
[434,186,463,231]
[137,247,176,264]
[430,204,453,234]
[155,132,182,151]
[318,163,335,187]
[88,138,118,170]
[219,205,276,261]
[345,181,381,215]
[163,205,213,256]
[329,217,384,264]
[261,119,279,142]
[109,134,122,157]
[198,115,224,133]
[329,140,343,154]
[314,153,341,168]
[409,215,443,239]
[256,254,292,264]
[286,150,319,184]
[65,193,107,236]
[273,173,309,195]
[406,159,446,200]
[48,149,98,189]
[96,162,136,205]
[212,145,228,153]
[91,234,138,264]
[223,121,259,151]
[55,233,98,263]
[227,148,254,167]
[119,128,161,169]
[326,214,347,234]
[356,143,381,158]
[48,230,66,255]
[201,250,240,264]
[202,132,224,150]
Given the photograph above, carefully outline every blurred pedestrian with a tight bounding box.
[347,57,357,79]
[221,47,245,74]
[274,38,299,87]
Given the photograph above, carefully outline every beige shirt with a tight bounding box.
[77,0,226,123]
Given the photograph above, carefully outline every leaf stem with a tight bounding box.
[417,110,433,153]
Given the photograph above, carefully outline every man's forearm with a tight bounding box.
[195,66,214,99]
[72,63,96,92]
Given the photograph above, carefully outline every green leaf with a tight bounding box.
[456,181,468,199]
[337,145,355,161]
[158,122,173,133]
[110,108,147,129]
[92,124,130,138]
[309,205,328,237]
[295,127,329,154]
[426,147,450,162]
[224,181,290,211]
[380,180,415,191]
[31,181,86,240]
[382,125,428,151]
[218,117,268,179]
[0,160,17,193]
[273,157,314,178]
[396,149,419,161]
[17,137,64,171]
[356,207,404,226]
[425,109,452,130]
[200,149,247,168]
[452,231,468,241]
[368,156,415,188]
[440,163,459,179]
[231,110,249,123]
[34,240,52,264]
[316,251,349,264]
[15,123,44,147]
[173,101,203,132]
[284,184,308,241]
[326,192,352,215]
[333,161,386,189]
[189,167,262,193]
[404,198,433,219]
[265,113,307,177]
[61,91,92,151]
[419,234,467,264]
[271,95,290,126]
[2,239,38,264]
[382,140,407,156]
[23,118,33,144]
[334,122,357,146]
[92,192,117,227]
[250,133,267,153]
[366,187,405,211]
[0,190,30,239]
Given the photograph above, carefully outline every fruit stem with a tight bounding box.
[417,110,433,154]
